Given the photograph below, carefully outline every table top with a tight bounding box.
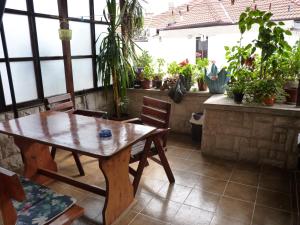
[0,111,156,158]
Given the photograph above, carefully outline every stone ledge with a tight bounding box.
[127,88,212,97]
[204,95,300,118]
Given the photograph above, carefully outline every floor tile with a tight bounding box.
[130,214,170,225]
[132,191,153,213]
[140,177,166,194]
[235,162,261,173]
[194,175,227,194]
[78,196,105,222]
[184,188,220,212]
[157,183,192,203]
[224,182,257,202]
[216,197,253,222]
[172,204,213,225]
[114,210,137,225]
[166,146,192,159]
[172,169,202,188]
[141,198,181,222]
[256,189,291,211]
[210,215,249,225]
[252,205,292,225]
[230,169,259,186]
[260,174,291,194]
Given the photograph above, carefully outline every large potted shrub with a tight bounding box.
[238,8,292,105]
[180,63,195,91]
[153,58,165,89]
[96,0,143,119]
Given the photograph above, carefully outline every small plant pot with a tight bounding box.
[284,88,297,104]
[197,79,207,91]
[133,79,141,89]
[154,80,162,89]
[263,96,275,106]
[233,92,244,104]
[141,79,151,89]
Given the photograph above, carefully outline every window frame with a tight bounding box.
[0,0,108,115]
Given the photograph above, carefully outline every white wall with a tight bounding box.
[136,21,300,68]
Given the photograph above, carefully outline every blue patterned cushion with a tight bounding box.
[13,177,76,225]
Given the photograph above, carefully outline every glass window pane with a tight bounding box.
[5,0,27,11]
[94,0,107,21]
[72,58,93,91]
[41,60,66,97]
[3,14,32,57]
[0,34,4,58]
[33,0,58,15]
[70,22,91,55]
[36,18,62,57]
[95,24,108,55]
[10,62,38,103]
[68,0,89,18]
[0,63,12,105]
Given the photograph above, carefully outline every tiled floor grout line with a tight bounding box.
[207,163,236,225]
[249,168,262,225]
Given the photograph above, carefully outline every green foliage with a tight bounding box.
[167,61,180,76]
[143,64,155,80]
[136,51,153,68]
[245,79,280,102]
[180,64,196,91]
[96,0,143,117]
[156,58,166,79]
[195,58,209,81]
[238,8,292,79]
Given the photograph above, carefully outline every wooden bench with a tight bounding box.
[0,167,83,225]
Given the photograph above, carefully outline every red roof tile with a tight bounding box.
[144,0,300,30]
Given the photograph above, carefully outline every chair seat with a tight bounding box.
[13,177,76,225]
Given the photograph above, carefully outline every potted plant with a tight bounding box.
[141,64,154,89]
[238,8,292,105]
[180,63,195,91]
[195,58,209,91]
[153,58,165,89]
[96,0,143,119]
[167,61,180,77]
[228,81,246,104]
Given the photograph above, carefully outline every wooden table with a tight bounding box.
[0,111,155,225]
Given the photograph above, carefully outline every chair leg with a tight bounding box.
[72,152,85,176]
[132,139,152,195]
[51,147,57,159]
[153,137,175,183]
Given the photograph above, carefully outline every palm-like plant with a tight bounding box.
[96,0,143,118]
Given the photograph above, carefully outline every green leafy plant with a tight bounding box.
[97,0,143,118]
[194,58,209,81]
[239,8,292,79]
[143,64,155,80]
[136,51,153,68]
[155,58,166,80]
[167,61,180,77]
[245,79,279,103]
[180,64,196,91]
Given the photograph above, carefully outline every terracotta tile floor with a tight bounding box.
[49,134,294,225]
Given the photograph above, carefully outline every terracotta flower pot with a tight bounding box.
[263,96,275,106]
[197,79,207,91]
[141,79,151,89]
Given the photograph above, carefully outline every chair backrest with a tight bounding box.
[0,167,25,225]
[44,93,74,112]
[140,96,171,129]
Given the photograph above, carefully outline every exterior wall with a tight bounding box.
[127,89,211,134]
[202,96,300,169]
[137,22,300,66]
[0,90,113,172]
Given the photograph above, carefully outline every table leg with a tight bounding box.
[14,137,57,185]
[99,146,134,225]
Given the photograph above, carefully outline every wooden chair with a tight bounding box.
[44,93,107,176]
[0,167,83,225]
[124,96,175,194]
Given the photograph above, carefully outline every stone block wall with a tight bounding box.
[0,90,112,172]
[127,89,211,134]
[202,96,300,169]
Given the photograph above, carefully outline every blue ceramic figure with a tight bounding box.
[204,63,230,94]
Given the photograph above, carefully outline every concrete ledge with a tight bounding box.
[204,94,300,118]
[202,95,300,169]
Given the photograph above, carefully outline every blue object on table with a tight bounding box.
[204,63,230,94]
[99,129,112,138]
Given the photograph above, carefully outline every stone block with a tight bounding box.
[218,126,251,138]
[257,140,271,149]
[252,121,273,139]
[238,147,259,162]
[216,135,235,150]
[255,115,274,123]
[274,116,294,127]
[211,148,238,160]
[243,113,254,129]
